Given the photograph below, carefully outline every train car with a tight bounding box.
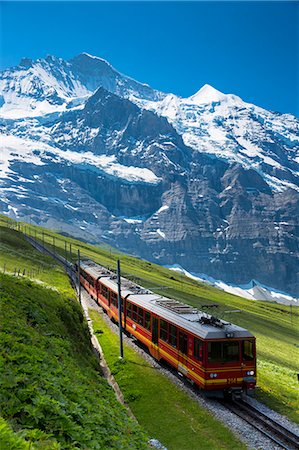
[78,260,256,397]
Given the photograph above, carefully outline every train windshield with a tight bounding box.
[208,341,240,363]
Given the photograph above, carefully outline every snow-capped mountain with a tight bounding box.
[137,84,299,193]
[1,53,298,296]
[0,53,164,119]
[2,53,298,192]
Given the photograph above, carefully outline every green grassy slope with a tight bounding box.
[1,216,298,423]
[0,224,73,297]
[0,223,247,450]
[0,227,147,449]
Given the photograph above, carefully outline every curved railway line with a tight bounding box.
[219,398,299,450]
[25,234,299,450]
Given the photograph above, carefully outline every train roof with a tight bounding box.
[80,260,254,340]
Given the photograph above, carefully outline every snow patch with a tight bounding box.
[0,135,46,179]
[8,205,18,216]
[0,135,160,184]
[167,265,298,306]
[156,205,169,214]
[157,229,166,239]
[123,217,144,224]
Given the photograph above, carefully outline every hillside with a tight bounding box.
[0,226,148,449]
[0,222,252,450]
[1,53,298,296]
[1,216,298,425]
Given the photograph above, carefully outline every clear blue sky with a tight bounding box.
[1,1,298,116]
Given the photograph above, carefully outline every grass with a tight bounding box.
[0,227,148,449]
[1,215,298,423]
[0,225,74,297]
[90,310,246,450]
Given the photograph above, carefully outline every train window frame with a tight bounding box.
[169,324,177,348]
[160,319,168,342]
[242,340,254,361]
[111,291,118,308]
[137,307,144,325]
[132,304,138,322]
[145,311,151,331]
[126,301,132,318]
[194,337,203,361]
[101,285,109,299]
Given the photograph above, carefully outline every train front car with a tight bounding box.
[200,317,256,397]
[149,298,257,398]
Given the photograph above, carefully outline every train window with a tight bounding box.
[208,341,240,363]
[80,269,87,279]
[111,292,118,307]
[86,275,94,287]
[160,320,168,342]
[101,285,109,299]
[132,304,138,322]
[223,342,239,361]
[137,307,144,325]
[145,312,151,331]
[242,340,254,361]
[179,332,188,355]
[194,337,203,361]
[126,302,132,318]
[169,324,177,348]
[208,342,221,362]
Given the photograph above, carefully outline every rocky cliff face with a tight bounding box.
[1,54,298,295]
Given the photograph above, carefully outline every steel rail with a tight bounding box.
[220,399,299,450]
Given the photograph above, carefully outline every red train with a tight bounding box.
[78,260,256,397]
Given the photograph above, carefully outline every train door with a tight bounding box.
[150,316,160,360]
[178,331,188,375]
[241,339,256,394]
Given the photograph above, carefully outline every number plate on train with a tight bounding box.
[227,377,237,384]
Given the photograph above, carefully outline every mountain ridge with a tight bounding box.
[1,53,298,295]
[0,52,165,119]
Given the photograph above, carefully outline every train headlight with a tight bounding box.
[226,332,234,338]
[246,370,254,376]
[210,373,218,378]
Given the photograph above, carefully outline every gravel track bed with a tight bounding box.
[86,292,297,450]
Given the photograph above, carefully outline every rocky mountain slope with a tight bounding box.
[1,53,298,295]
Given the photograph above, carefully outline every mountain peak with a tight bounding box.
[80,52,107,61]
[71,52,113,68]
[189,84,226,105]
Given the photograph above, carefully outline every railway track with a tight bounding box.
[220,398,299,450]
[25,234,299,450]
